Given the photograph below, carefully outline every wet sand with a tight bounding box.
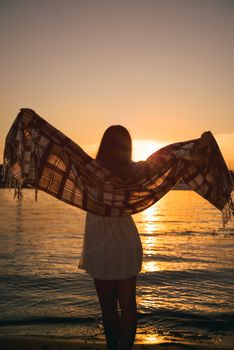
[0,336,232,350]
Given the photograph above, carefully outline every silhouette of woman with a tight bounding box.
[79,125,142,350]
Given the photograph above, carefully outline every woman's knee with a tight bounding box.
[93,278,118,313]
[117,277,137,315]
[120,299,137,318]
[102,297,119,318]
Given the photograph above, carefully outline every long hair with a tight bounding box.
[96,125,132,176]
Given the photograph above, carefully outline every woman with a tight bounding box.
[79,125,143,350]
[4,109,230,350]
[4,109,232,349]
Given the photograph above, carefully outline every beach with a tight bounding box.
[0,336,233,350]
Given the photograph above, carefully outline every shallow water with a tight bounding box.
[0,189,233,347]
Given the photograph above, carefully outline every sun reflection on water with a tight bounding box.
[137,333,165,344]
[143,260,161,272]
[141,205,158,233]
[139,205,162,273]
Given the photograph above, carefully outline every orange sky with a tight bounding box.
[0,0,233,168]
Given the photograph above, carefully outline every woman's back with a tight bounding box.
[79,125,143,280]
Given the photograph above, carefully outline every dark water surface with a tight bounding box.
[0,189,233,347]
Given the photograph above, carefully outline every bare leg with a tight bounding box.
[94,279,120,350]
[117,276,137,350]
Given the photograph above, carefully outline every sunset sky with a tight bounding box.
[1,0,233,167]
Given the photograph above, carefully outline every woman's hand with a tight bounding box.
[199,131,213,149]
[190,131,213,167]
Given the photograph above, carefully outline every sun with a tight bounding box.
[83,139,168,161]
[132,139,166,161]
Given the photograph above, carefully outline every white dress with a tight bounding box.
[79,212,143,280]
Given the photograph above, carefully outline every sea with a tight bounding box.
[0,189,233,348]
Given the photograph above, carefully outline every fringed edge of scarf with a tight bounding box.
[2,111,40,201]
[211,137,234,227]
[222,193,234,227]
[2,116,22,198]
[1,164,23,199]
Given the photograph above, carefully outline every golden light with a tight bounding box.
[83,139,168,161]
[143,261,161,273]
[132,139,166,161]
[139,334,165,344]
[82,143,98,158]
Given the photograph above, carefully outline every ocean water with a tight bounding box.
[0,189,233,347]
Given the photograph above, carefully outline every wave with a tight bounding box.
[0,316,98,327]
[138,309,234,334]
[143,254,215,263]
[139,268,234,279]
[1,310,233,333]
[139,230,234,237]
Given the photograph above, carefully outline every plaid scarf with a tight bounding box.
[3,108,233,225]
